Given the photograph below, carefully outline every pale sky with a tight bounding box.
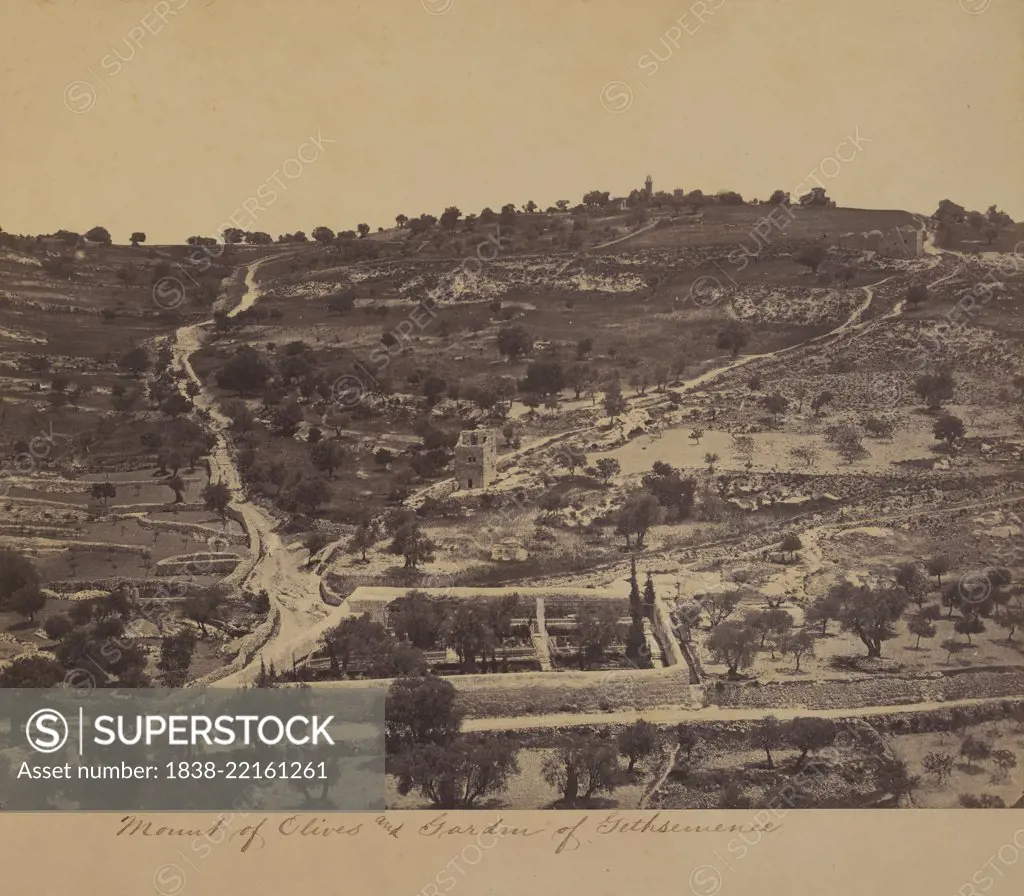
[1,0,1021,243]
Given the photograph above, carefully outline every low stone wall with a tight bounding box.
[223,503,253,549]
[702,668,1024,711]
[344,586,624,623]
[41,587,112,603]
[320,576,344,607]
[135,515,248,546]
[57,541,150,556]
[454,666,696,719]
[544,596,631,616]
[934,668,1024,702]
[509,715,884,753]
[218,502,261,590]
[44,576,162,596]
[189,607,280,687]
[0,524,82,539]
[652,599,684,669]
[155,555,241,576]
[678,641,704,685]
[45,576,227,601]
[108,502,205,515]
[308,665,696,719]
[866,698,1024,736]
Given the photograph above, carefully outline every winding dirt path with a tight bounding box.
[170,256,329,686]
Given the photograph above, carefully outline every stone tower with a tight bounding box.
[900,227,924,258]
[644,174,653,198]
[455,429,497,490]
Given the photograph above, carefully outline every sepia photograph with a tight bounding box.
[1,0,1023,819]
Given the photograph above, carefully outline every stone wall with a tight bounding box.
[836,227,923,258]
[651,598,685,669]
[189,606,281,687]
[221,503,259,589]
[154,554,241,576]
[135,515,248,546]
[453,666,696,719]
[335,585,692,703]
[701,668,1024,711]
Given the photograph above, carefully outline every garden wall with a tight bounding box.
[651,599,684,669]
[343,586,629,623]
[453,666,696,719]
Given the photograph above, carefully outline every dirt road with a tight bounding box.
[170,256,330,686]
[462,693,1020,732]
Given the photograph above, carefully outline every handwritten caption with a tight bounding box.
[117,810,782,855]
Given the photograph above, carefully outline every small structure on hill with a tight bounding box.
[455,428,496,490]
[896,227,924,257]
[491,536,528,562]
[839,227,923,258]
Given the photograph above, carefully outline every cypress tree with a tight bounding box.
[643,572,657,620]
[629,556,641,619]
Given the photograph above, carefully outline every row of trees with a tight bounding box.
[933,200,1014,247]
[385,674,917,809]
[342,186,793,251]
[923,734,1018,784]
[385,676,640,809]
[0,582,202,689]
[36,227,147,247]
[694,575,920,675]
[33,182,840,255]
[324,583,657,678]
[796,563,1021,659]
[325,592,521,677]
[707,615,816,675]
